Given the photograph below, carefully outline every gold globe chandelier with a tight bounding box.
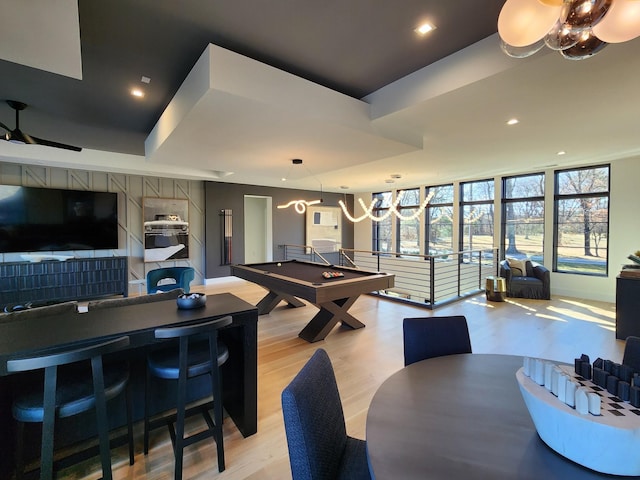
[498,0,640,60]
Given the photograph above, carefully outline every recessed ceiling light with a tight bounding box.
[385,179,395,184]
[390,174,402,179]
[557,151,566,156]
[131,88,144,98]
[141,76,151,84]
[340,186,349,190]
[415,23,435,35]
[507,118,519,125]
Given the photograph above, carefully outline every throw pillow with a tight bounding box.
[507,257,526,277]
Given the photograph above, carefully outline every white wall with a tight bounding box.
[353,158,640,303]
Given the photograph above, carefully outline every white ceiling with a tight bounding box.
[1,3,639,194]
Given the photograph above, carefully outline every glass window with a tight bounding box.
[554,165,609,275]
[502,173,545,263]
[396,188,420,255]
[425,184,453,255]
[460,179,494,257]
[372,191,392,253]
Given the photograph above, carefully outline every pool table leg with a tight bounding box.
[298,296,364,343]
[256,289,306,314]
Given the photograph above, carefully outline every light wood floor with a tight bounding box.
[61,279,623,480]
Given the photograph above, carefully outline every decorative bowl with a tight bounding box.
[176,292,206,309]
[517,363,640,476]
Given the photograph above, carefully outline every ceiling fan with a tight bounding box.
[0,100,82,152]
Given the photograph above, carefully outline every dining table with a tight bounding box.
[366,353,621,479]
[0,292,258,480]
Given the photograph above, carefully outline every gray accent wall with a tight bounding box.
[0,161,206,287]
[205,182,354,278]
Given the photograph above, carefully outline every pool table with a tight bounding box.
[230,260,394,342]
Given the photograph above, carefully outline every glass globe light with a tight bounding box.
[499,0,564,47]
[592,0,640,43]
[560,29,608,59]
[545,19,580,49]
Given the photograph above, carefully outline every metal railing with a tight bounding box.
[281,244,499,309]
[281,244,331,264]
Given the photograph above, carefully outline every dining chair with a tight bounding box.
[87,288,184,310]
[281,348,372,480]
[403,315,472,367]
[146,267,195,294]
[623,336,640,372]
[7,336,134,480]
[143,315,232,480]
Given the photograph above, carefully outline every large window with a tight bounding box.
[372,191,392,253]
[396,188,420,255]
[554,165,609,275]
[460,179,494,255]
[502,173,545,263]
[425,184,453,255]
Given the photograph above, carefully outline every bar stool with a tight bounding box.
[143,316,232,480]
[7,336,134,480]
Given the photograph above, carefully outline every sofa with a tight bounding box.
[499,258,551,300]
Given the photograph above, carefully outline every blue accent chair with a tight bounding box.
[403,316,472,367]
[146,267,195,294]
[281,348,372,480]
[7,336,134,480]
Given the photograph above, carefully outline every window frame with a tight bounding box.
[553,164,610,276]
[500,172,545,263]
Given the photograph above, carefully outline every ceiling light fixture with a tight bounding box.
[339,190,434,223]
[277,159,323,214]
[415,23,436,35]
[498,0,640,60]
[507,118,519,125]
[131,88,144,98]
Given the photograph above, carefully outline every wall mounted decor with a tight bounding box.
[143,197,189,262]
[306,205,341,254]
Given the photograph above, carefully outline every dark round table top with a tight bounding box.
[366,354,617,480]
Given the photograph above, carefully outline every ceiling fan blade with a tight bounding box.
[0,120,10,132]
[3,128,37,145]
[30,135,82,152]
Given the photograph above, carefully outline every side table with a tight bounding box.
[486,276,506,302]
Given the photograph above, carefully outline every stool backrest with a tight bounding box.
[7,336,130,373]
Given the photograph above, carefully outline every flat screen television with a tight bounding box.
[0,185,118,253]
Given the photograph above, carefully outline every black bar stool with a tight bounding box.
[143,316,232,480]
[7,336,134,480]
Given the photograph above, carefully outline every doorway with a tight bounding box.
[244,195,273,263]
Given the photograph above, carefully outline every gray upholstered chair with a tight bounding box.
[403,316,472,367]
[281,348,371,480]
[499,259,551,300]
[87,289,184,310]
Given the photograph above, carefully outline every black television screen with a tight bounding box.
[0,185,118,253]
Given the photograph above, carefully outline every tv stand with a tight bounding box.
[0,256,128,308]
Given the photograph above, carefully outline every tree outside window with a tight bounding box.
[395,188,420,255]
[502,173,544,263]
[425,184,453,255]
[460,179,494,259]
[372,191,392,253]
[554,165,609,275]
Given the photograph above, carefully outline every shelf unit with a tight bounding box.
[0,256,128,307]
